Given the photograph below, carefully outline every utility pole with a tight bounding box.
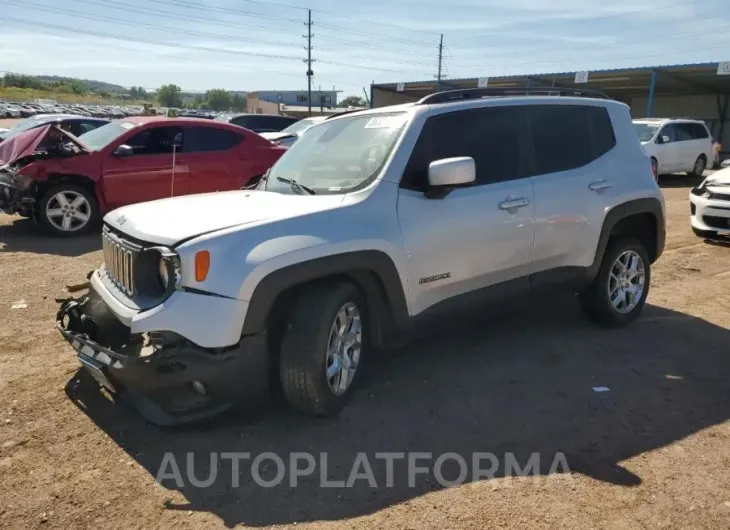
[437,33,444,91]
[304,9,313,117]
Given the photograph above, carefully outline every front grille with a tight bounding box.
[703,215,730,230]
[708,192,730,201]
[102,229,136,296]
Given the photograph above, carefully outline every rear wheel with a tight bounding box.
[279,282,366,416]
[37,184,99,237]
[689,155,706,177]
[579,238,650,327]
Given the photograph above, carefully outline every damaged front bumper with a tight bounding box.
[56,289,271,426]
[0,168,34,214]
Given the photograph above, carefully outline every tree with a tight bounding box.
[205,89,232,111]
[338,95,366,108]
[231,93,247,111]
[157,84,183,107]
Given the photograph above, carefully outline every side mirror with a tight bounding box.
[425,157,475,199]
[113,144,134,157]
[658,135,671,144]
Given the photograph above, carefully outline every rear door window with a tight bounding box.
[674,124,694,142]
[528,105,593,175]
[183,126,242,152]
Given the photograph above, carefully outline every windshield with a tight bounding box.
[634,123,660,142]
[280,117,324,136]
[264,112,407,195]
[78,121,137,150]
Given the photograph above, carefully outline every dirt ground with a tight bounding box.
[0,174,729,529]
[0,118,21,129]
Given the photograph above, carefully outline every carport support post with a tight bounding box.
[647,69,657,117]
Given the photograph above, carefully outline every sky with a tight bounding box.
[0,0,728,98]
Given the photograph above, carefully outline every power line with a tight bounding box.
[146,0,437,46]
[314,34,436,59]
[1,0,304,50]
[1,15,303,61]
[70,0,434,61]
[1,14,430,77]
[146,0,304,24]
[73,0,299,38]
[315,22,439,48]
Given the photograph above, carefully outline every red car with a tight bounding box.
[0,117,286,236]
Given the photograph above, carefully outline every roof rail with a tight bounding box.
[417,86,611,105]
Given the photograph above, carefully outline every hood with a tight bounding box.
[0,125,88,166]
[104,189,347,246]
[704,167,730,187]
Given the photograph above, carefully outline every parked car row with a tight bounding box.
[0,114,110,141]
[0,100,143,119]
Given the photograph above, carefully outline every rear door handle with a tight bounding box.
[498,197,530,210]
[589,180,612,191]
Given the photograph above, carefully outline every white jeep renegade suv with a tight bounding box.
[57,87,666,425]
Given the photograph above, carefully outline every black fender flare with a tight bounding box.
[586,197,665,280]
[241,250,410,348]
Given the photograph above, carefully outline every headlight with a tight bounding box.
[142,246,181,296]
[158,256,170,288]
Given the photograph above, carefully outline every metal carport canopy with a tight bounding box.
[371,62,730,106]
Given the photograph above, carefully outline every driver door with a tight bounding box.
[102,126,187,209]
[397,106,535,318]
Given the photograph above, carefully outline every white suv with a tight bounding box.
[633,118,714,177]
[57,87,666,425]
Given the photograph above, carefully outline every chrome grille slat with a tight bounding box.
[102,230,135,297]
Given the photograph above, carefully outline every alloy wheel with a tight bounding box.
[45,191,91,232]
[607,250,645,314]
[325,302,362,396]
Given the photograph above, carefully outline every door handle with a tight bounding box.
[589,180,612,191]
[498,197,530,210]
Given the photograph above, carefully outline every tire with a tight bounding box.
[579,238,651,328]
[689,155,706,177]
[692,227,716,239]
[37,184,99,237]
[279,282,367,416]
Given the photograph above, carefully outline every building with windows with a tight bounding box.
[247,90,339,115]
[370,62,730,158]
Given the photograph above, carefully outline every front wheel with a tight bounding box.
[279,282,366,416]
[37,184,99,237]
[579,239,651,327]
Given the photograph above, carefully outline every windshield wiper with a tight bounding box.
[276,176,316,195]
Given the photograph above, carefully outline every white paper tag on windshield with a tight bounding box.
[364,116,404,129]
[119,122,136,130]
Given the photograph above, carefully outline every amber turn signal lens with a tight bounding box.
[195,251,210,282]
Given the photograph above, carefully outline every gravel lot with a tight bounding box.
[0,174,729,529]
